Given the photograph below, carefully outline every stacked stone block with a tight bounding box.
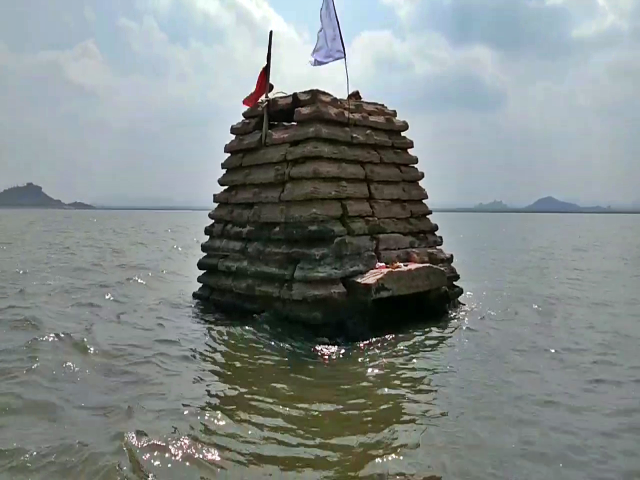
[193,89,462,322]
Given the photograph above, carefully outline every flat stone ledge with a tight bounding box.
[344,263,448,300]
[224,123,415,154]
[287,140,380,163]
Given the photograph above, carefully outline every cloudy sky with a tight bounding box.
[1,0,639,207]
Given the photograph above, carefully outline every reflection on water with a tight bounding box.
[121,306,460,479]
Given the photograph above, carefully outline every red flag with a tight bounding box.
[243,65,268,108]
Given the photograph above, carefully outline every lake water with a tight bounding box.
[1,210,639,480]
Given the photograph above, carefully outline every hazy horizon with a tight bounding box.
[2,1,640,207]
[2,181,640,210]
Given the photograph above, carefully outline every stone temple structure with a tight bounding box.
[193,89,462,331]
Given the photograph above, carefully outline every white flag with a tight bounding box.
[310,0,345,66]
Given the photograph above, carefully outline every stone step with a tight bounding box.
[224,123,414,154]
[200,235,375,261]
[343,263,448,300]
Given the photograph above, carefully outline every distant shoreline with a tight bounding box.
[0,206,210,212]
[4,184,638,214]
[432,208,640,214]
[3,206,640,214]
[95,206,211,211]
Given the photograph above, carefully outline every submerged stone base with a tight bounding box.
[194,277,460,340]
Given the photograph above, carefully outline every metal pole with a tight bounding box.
[262,30,273,147]
[330,0,350,121]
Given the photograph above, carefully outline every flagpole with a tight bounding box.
[330,0,350,118]
[262,30,273,147]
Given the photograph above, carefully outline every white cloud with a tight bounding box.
[0,0,639,206]
[372,0,640,205]
[379,0,420,22]
[84,5,97,23]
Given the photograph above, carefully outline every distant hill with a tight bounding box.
[524,196,580,212]
[0,183,95,209]
[523,196,609,213]
[435,196,619,213]
[473,200,511,211]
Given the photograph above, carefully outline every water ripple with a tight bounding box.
[1,211,639,479]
